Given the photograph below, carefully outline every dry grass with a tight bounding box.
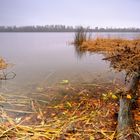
[76,38,140,80]
[0,83,123,140]
[0,58,8,70]
[0,93,138,140]
[80,38,140,53]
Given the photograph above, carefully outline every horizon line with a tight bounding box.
[0,25,140,29]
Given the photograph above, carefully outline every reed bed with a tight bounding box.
[73,27,91,46]
[81,38,140,53]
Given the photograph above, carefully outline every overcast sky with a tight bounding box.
[0,0,140,27]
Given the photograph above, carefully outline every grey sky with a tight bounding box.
[0,0,140,27]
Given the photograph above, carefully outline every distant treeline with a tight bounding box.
[0,25,140,32]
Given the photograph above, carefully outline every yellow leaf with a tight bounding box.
[127,94,132,99]
[112,95,118,99]
[108,92,113,95]
[102,93,107,97]
[66,102,72,108]
[90,136,95,140]
[60,80,69,84]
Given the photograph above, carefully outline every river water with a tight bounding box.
[0,32,140,93]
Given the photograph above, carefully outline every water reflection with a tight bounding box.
[74,44,86,58]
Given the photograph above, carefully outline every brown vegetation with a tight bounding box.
[0,57,8,70]
[0,57,16,80]
[74,37,140,139]
[79,38,140,79]
[0,83,122,140]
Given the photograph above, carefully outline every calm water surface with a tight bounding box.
[0,32,140,93]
